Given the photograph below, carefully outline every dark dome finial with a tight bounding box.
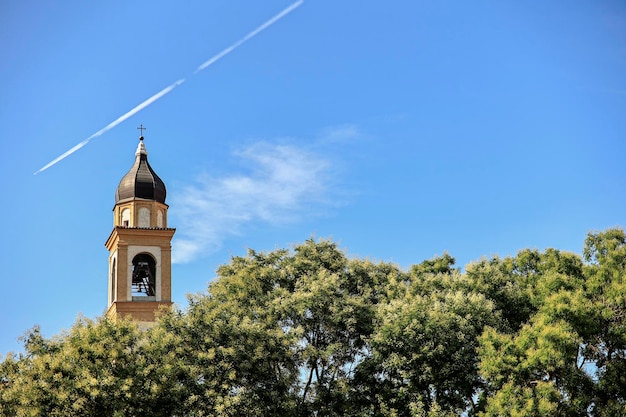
[115,134,166,204]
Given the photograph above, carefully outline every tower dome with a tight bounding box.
[115,137,166,204]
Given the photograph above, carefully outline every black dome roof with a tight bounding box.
[115,137,166,204]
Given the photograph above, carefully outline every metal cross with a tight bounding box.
[137,124,147,137]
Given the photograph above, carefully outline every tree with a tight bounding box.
[478,231,626,416]
[153,248,298,416]
[278,240,395,416]
[582,229,626,415]
[366,256,497,416]
[153,239,400,416]
[479,299,593,416]
[0,317,166,417]
[3,231,626,416]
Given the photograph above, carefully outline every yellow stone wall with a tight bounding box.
[113,199,169,228]
[106,199,175,323]
[105,300,173,324]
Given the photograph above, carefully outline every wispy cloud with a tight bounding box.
[195,0,304,73]
[34,1,304,175]
[34,79,186,175]
[171,141,333,263]
[320,124,360,143]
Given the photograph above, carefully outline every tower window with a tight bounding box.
[121,208,130,227]
[131,253,156,297]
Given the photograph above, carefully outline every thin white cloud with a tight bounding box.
[321,124,360,143]
[34,79,185,175]
[195,0,304,73]
[171,141,332,264]
[35,1,304,175]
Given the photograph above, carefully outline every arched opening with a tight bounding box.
[131,253,156,297]
[110,258,117,303]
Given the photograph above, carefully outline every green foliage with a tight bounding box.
[478,229,626,416]
[0,317,168,416]
[371,289,496,415]
[462,256,534,333]
[3,231,626,416]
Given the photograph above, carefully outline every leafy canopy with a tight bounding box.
[2,231,626,416]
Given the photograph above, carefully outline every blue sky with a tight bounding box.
[1,1,625,354]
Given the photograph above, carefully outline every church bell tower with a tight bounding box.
[105,130,175,323]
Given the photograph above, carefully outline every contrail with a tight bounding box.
[34,1,303,175]
[34,79,185,175]
[195,0,303,73]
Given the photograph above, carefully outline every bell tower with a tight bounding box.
[105,129,175,324]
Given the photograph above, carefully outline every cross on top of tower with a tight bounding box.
[137,124,146,138]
